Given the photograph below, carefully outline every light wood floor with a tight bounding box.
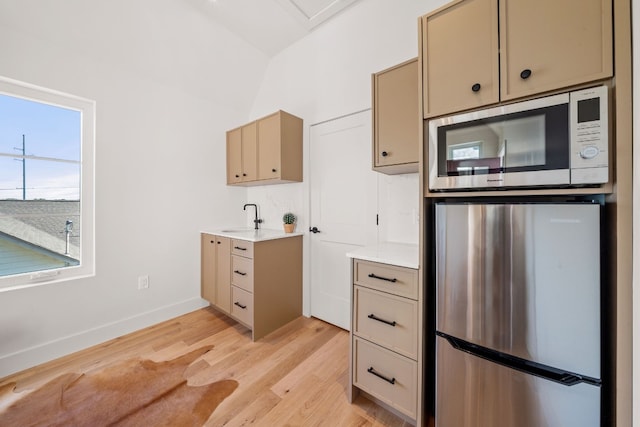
[0,307,411,426]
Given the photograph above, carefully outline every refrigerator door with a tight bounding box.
[435,203,601,378]
[436,335,600,427]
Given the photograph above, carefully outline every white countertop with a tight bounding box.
[201,227,304,242]
[346,242,419,269]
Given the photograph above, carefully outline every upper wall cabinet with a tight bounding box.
[372,58,420,174]
[227,122,257,184]
[422,0,499,119]
[421,0,613,119]
[226,110,303,186]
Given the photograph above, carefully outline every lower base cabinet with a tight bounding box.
[348,256,422,425]
[201,233,302,341]
[230,286,254,327]
[353,336,418,419]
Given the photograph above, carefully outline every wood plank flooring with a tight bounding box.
[0,307,411,426]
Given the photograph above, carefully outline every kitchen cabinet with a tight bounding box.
[226,122,257,184]
[422,0,499,118]
[227,110,302,186]
[200,234,231,313]
[201,231,302,341]
[347,244,422,424]
[372,58,419,174]
[421,0,613,118]
[257,110,303,182]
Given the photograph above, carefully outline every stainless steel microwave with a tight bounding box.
[427,86,609,191]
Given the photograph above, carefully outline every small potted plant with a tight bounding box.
[282,212,296,233]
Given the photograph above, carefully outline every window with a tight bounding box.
[449,141,481,160]
[0,77,95,290]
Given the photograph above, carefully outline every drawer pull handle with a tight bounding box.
[368,313,396,327]
[233,270,247,276]
[367,367,395,385]
[368,273,397,283]
[234,302,247,309]
[234,246,247,251]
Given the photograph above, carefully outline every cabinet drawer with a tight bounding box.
[354,260,418,299]
[231,240,254,258]
[231,255,253,292]
[353,336,417,419]
[353,286,418,360]
[231,286,253,327]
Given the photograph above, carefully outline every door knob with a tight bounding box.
[309,226,321,234]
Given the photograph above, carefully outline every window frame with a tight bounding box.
[0,76,95,291]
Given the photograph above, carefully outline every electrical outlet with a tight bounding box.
[138,275,149,290]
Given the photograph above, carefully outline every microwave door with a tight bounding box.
[428,93,572,190]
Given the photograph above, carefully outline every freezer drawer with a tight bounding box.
[436,336,600,427]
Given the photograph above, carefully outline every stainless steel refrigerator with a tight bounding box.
[435,202,602,427]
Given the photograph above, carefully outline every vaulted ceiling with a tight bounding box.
[202,0,361,56]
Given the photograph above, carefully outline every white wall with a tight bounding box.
[0,0,450,376]
[246,0,447,315]
[0,0,267,376]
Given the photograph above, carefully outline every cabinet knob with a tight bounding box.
[217,241,221,244]
[242,173,247,177]
[520,69,532,80]
[381,151,388,157]
[272,168,277,172]
[471,83,481,92]
[235,174,240,178]
[210,240,214,243]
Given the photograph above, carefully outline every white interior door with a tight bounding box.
[309,110,378,330]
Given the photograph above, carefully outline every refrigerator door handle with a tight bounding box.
[437,332,602,387]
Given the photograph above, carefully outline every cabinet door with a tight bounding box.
[226,128,243,184]
[201,234,216,303]
[373,58,419,171]
[422,0,499,118]
[215,236,231,313]
[257,113,281,180]
[241,122,257,182]
[500,0,613,101]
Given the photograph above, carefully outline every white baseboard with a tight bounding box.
[0,298,209,378]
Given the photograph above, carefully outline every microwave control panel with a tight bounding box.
[569,86,609,184]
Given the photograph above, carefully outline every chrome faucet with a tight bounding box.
[243,203,263,230]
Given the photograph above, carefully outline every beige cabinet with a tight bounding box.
[257,111,303,182]
[349,258,421,423]
[421,0,613,118]
[202,234,303,341]
[499,0,613,101]
[200,234,231,313]
[422,0,499,118]
[372,58,420,174]
[227,110,302,186]
[226,122,257,184]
